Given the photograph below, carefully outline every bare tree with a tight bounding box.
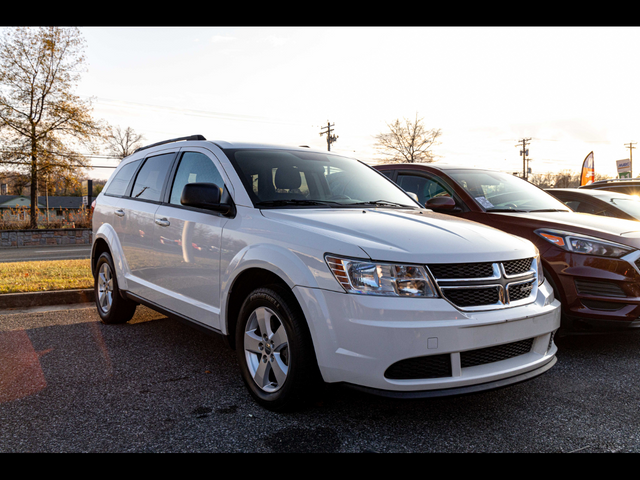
[0,27,104,227]
[106,125,145,161]
[374,114,442,163]
[529,170,612,188]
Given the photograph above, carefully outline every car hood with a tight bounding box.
[489,211,640,242]
[260,208,536,264]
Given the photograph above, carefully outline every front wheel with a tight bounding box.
[236,286,322,411]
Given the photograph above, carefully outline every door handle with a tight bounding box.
[155,218,170,227]
[115,209,125,217]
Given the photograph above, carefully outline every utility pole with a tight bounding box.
[516,138,531,180]
[320,122,338,151]
[625,142,636,177]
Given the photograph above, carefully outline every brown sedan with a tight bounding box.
[375,163,640,334]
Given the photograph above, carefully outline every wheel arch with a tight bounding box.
[225,267,299,350]
[91,223,130,291]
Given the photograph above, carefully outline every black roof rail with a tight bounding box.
[134,134,207,153]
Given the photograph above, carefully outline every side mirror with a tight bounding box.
[181,182,232,214]
[425,196,456,210]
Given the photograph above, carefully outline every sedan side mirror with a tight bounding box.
[181,182,232,215]
[426,196,456,210]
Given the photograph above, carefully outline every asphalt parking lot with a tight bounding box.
[2,303,640,453]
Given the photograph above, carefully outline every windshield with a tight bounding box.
[447,170,571,212]
[610,196,640,219]
[224,148,418,208]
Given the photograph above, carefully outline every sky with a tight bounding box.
[75,26,640,181]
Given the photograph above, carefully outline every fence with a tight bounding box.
[0,228,92,248]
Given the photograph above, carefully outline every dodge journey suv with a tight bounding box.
[91,135,561,410]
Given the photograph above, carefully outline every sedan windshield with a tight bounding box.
[447,170,571,213]
[224,148,418,208]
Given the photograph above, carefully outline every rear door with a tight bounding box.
[116,151,177,299]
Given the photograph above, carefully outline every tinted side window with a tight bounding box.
[130,153,175,202]
[104,160,141,196]
[397,174,451,205]
[573,200,606,215]
[170,152,226,206]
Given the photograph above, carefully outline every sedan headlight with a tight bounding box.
[535,229,635,258]
[325,255,438,297]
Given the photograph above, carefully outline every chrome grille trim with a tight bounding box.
[427,257,538,311]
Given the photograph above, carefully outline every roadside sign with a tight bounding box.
[617,159,631,178]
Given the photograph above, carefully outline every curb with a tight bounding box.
[0,288,94,309]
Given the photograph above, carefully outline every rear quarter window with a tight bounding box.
[104,160,141,196]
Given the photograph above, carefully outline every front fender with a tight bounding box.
[92,223,131,292]
[221,242,337,298]
[219,242,342,333]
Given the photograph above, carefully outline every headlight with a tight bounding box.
[535,229,635,258]
[325,255,439,297]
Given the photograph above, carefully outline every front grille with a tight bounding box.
[427,258,537,310]
[442,286,501,307]
[503,258,533,276]
[508,280,536,302]
[384,338,534,380]
[428,262,494,279]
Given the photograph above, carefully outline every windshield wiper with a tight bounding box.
[486,208,530,212]
[350,200,414,208]
[528,209,570,212]
[487,207,569,213]
[255,199,341,207]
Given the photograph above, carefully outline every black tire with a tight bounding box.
[235,286,322,411]
[94,251,137,325]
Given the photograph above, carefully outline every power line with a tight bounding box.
[88,96,309,128]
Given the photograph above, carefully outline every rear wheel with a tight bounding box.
[94,251,137,324]
[236,286,321,411]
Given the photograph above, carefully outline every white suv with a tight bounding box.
[91,135,561,410]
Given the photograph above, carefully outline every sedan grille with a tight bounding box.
[427,258,538,311]
[574,279,626,298]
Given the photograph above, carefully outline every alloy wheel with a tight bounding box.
[97,262,114,314]
[243,306,290,393]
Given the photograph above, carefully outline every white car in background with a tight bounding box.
[91,135,561,411]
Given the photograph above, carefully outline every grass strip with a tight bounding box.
[0,259,93,294]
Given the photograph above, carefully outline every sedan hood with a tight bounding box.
[491,211,640,242]
[261,208,536,264]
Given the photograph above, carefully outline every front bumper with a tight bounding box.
[549,250,640,331]
[294,279,561,396]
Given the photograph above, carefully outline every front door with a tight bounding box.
[152,148,230,330]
